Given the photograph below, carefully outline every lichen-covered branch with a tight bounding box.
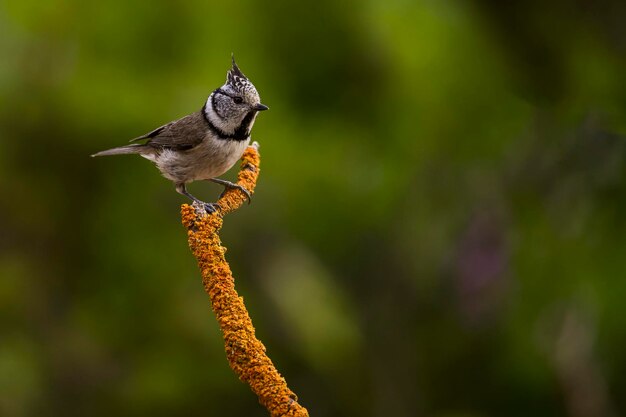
[181,142,309,417]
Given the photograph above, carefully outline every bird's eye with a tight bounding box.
[233,96,243,104]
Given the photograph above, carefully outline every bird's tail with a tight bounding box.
[91,144,146,157]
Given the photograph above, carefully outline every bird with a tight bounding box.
[92,56,268,213]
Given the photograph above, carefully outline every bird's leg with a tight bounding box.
[210,178,251,204]
[175,183,220,214]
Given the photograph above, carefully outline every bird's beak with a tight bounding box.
[253,103,269,111]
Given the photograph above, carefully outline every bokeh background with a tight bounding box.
[1,0,626,416]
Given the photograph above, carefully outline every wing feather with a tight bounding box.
[129,111,207,151]
[129,123,172,142]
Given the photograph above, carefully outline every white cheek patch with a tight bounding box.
[204,95,234,134]
[205,96,220,120]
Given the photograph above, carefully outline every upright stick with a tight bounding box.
[181,143,309,417]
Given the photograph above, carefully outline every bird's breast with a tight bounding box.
[155,135,250,183]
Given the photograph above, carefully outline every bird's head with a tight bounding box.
[204,56,268,138]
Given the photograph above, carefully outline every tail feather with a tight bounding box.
[91,144,145,157]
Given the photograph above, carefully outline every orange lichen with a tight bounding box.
[181,143,309,417]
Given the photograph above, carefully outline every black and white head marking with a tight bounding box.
[202,56,266,141]
[227,56,249,89]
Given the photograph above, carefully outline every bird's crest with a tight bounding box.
[227,54,249,89]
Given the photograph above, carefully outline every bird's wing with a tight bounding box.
[129,122,173,142]
[131,112,207,151]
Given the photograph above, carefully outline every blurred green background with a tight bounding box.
[1,0,626,416]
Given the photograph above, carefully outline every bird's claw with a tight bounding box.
[210,178,252,205]
[203,202,221,214]
[219,183,252,204]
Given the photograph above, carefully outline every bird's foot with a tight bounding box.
[177,183,222,214]
[189,197,221,215]
[203,202,221,214]
[220,183,251,203]
[211,178,252,204]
